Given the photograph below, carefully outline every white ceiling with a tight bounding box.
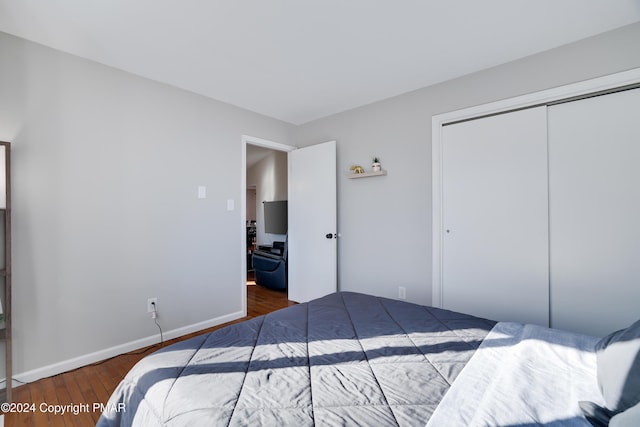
[1,1,639,125]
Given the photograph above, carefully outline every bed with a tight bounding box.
[97,292,640,426]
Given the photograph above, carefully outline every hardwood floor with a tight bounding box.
[2,285,294,426]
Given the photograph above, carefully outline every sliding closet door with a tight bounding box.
[549,88,640,337]
[442,106,549,326]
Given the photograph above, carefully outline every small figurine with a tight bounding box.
[350,165,365,174]
[372,157,382,172]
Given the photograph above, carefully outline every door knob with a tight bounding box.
[325,233,336,239]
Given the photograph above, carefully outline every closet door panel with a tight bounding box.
[442,106,549,326]
[549,88,640,337]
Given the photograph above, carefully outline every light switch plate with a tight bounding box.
[227,199,235,211]
[197,186,206,199]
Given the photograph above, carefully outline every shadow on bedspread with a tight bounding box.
[98,292,501,426]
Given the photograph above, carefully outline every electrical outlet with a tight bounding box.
[398,287,407,300]
[147,297,158,313]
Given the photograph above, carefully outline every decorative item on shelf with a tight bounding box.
[346,156,386,179]
[372,157,382,172]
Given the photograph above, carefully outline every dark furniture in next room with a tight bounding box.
[252,241,286,290]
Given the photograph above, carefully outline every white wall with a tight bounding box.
[246,150,288,245]
[2,21,640,381]
[0,32,296,380]
[296,22,640,305]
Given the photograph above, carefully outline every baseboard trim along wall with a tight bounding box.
[9,310,245,385]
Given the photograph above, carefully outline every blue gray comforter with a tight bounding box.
[97,292,495,426]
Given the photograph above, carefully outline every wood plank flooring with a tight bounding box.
[2,285,294,426]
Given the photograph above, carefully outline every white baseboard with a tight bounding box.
[11,310,245,385]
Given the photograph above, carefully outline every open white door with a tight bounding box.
[287,140,337,303]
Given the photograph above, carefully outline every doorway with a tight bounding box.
[241,136,296,316]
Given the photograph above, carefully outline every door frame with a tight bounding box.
[241,135,297,315]
[432,67,640,308]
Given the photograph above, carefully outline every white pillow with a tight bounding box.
[610,401,640,427]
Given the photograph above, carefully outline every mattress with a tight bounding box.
[97,291,495,426]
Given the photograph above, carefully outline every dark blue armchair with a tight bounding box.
[252,241,287,290]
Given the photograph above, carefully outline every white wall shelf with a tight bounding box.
[345,170,387,179]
